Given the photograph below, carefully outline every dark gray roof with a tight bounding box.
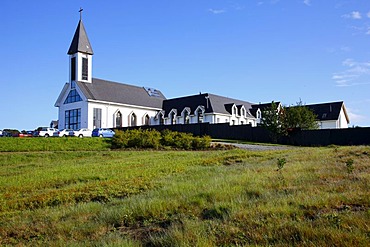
[68,20,94,55]
[250,101,281,117]
[162,93,254,117]
[305,101,346,121]
[76,78,166,109]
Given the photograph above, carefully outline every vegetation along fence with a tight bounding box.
[117,123,370,146]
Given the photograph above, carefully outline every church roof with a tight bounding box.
[68,20,94,55]
[162,93,254,117]
[76,78,166,109]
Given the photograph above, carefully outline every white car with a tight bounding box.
[34,127,58,137]
[53,129,74,137]
[70,128,92,138]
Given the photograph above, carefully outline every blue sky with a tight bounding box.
[1,0,370,130]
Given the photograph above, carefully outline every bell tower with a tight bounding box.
[67,8,94,84]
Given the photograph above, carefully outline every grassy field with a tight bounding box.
[0,138,369,246]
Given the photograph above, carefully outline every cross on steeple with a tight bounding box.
[79,7,83,20]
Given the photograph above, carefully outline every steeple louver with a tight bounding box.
[67,20,94,55]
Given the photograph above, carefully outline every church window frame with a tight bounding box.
[93,108,102,129]
[64,88,82,104]
[129,112,137,127]
[143,114,150,125]
[115,111,122,127]
[82,57,88,80]
[65,108,81,130]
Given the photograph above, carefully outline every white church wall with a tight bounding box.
[87,102,160,129]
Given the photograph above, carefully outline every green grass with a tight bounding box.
[0,137,111,152]
[0,138,369,246]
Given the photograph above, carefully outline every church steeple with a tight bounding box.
[68,9,93,84]
[67,20,94,55]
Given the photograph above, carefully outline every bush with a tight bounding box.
[112,129,161,149]
[112,129,211,150]
[192,135,211,150]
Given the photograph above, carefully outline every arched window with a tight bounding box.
[144,114,150,125]
[115,111,122,127]
[130,113,137,127]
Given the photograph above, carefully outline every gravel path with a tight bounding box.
[216,142,293,151]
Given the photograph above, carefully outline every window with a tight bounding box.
[116,111,122,127]
[241,108,245,117]
[159,115,164,125]
[93,108,102,128]
[71,57,76,81]
[257,110,261,119]
[130,113,137,127]
[197,108,204,123]
[232,106,237,115]
[82,57,88,80]
[169,112,176,125]
[184,111,190,124]
[64,89,82,104]
[144,115,150,125]
[65,109,81,130]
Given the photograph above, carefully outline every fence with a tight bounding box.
[117,123,370,146]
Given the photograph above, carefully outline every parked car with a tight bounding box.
[92,128,115,137]
[18,131,34,137]
[2,130,15,137]
[0,130,2,137]
[70,128,92,138]
[53,129,74,137]
[33,127,57,137]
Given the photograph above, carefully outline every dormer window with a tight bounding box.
[82,57,88,80]
[195,106,205,123]
[257,110,262,119]
[232,105,237,115]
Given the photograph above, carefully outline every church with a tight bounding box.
[55,16,349,130]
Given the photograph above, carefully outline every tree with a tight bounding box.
[261,100,318,141]
[261,101,284,142]
[282,100,318,131]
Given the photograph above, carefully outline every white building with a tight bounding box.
[306,101,350,129]
[55,17,349,130]
[55,19,165,130]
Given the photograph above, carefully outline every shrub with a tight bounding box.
[277,158,286,171]
[111,130,129,148]
[112,129,211,150]
[112,129,161,149]
[192,135,211,150]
